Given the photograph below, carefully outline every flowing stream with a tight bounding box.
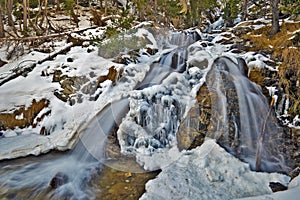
[0,30,289,199]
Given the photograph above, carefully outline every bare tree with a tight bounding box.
[0,6,5,38]
[56,0,61,11]
[242,0,248,21]
[23,0,28,31]
[105,0,108,16]
[271,0,280,34]
[7,0,14,26]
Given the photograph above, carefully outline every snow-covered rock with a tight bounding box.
[140,139,290,200]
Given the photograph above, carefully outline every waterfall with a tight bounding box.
[0,29,290,199]
[117,31,200,170]
[206,56,288,173]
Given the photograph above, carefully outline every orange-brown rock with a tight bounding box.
[0,99,49,130]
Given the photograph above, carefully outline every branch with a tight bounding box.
[0,26,97,42]
[255,97,275,171]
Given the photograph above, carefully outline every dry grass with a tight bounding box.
[243,22,300,54]
[243,21,300,118]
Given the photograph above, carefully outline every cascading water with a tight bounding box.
[0,99,129,199]
[0,30,201,199]
[0,28,290,199]
[117,31,201,170]
[206,56,288,173]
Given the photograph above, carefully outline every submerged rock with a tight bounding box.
[50,172,69,189]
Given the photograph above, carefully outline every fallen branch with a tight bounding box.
[0,26,97,42]
[255,97,275,171]
[0,42,74,87]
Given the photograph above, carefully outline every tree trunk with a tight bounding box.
[7,0,14,26]
[271,0,280,34]
[23,0,28,31]
[242,0,248,21]
[40,0,48,28]
[0,9,5,38]
[105,0,108,16]
[56,0,61,11]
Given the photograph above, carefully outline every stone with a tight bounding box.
[67,57,74,62]
[269,182,288,192]
[52,70,63,82]
[0,59,8,68]
[49,172,69,189]
[146,48,158,55]
[97,66,120,86]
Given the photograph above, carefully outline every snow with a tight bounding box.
[15,113,24,120]
[135,28,158,48]
[238,174,300,200]
[0,27,160,159]
[140,139,290,200]
[71,28,105,40]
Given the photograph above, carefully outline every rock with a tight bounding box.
[177,84,211,151]
[97,66,121,86]
[52,70,63,82]
[146,48,158,55]
[140,140,290,200]
[54,91,68,102]
[269,182,288,192]
[114,54,133,64]
[49,172,69,189]
[188,58,208,69]
[289,174,300,189]
[67,57,74,62]
[40,126,50,136]
[233,26,253,36]
[0,99,49,130]
[289,167,300,179]
[0,59,8,67]
[87,47,95,53]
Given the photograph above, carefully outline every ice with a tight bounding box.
[140,139,290,200]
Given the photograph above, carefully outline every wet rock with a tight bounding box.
[82,83,97,95]
[146,48,158,55]
[89,71,96,78]
[177,84,211,151]
[40,126,46,135]
[50,172,69,189]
